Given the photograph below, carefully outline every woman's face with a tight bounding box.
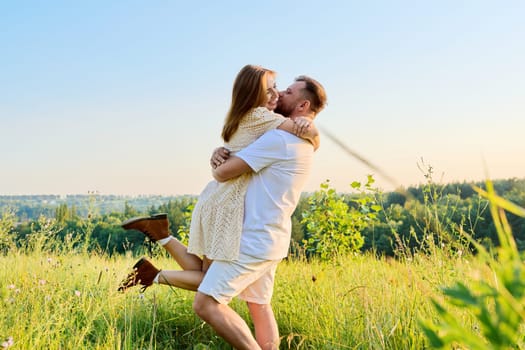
[265,75,279,111]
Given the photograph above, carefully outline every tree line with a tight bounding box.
[1,177,524,258]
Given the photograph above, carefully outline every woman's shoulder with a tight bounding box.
[251,106,272,117]
[247,107,285,121]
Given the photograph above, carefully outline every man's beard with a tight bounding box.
[274,103,292,118]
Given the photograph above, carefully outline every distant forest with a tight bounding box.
[1,177,524,257]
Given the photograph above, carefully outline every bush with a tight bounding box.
[301,177,381,260]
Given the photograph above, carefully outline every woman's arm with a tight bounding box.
[210,147,230,169]
[278,117,320,150]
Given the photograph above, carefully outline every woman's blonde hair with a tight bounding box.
[222,65,275,142]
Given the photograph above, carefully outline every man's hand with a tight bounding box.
[210,147,230,169]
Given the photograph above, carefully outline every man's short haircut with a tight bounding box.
[295,75,327,115]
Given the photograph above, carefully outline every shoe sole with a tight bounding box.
[121,213,168,229]
[133,257,149,269]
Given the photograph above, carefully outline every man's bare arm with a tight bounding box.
[212,156,252,182]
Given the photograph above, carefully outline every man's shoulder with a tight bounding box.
[262,129,301,140]
[242,129,312,154]
[265,129,312,146]
[255,129,286,142]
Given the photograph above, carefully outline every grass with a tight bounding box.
[274,252,476,349]
[0,248,483,349]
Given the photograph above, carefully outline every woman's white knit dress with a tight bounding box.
[187,107,285,260]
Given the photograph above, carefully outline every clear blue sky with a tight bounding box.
[1,1,524,195]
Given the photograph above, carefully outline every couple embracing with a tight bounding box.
[118,64,327,350]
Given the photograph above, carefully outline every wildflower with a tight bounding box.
[39,279,47,285]
[7,284,15,290]
[74,290,81,297]
[1,336,14,349]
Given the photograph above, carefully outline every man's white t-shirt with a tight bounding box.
[235,129,314,260]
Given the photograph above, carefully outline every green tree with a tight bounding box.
[158,197,197,240]
[123,201,139,218]
[0,209,16,254]
[55,203,78,224]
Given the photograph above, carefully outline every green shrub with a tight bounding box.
[301,177,381,260]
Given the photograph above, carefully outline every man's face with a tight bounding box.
[275,81,306,118]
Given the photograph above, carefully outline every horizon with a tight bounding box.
[2,175,523,198]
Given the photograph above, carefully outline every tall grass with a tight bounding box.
[0,252,210,349]
[1,246,483,349]
[274,251,478,349]
[420,181,525,349]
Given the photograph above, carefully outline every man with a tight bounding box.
[193,75,327,350]
[119,76,327,349]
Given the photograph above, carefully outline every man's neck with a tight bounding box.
[289,111,315,120]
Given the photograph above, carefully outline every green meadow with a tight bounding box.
[0,248,479,349]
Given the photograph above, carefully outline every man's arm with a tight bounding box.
[212,156,252,182]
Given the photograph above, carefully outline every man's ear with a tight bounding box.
[298,100,311,112]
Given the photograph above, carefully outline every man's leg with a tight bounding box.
[247,302,279,350]
[193,292,261,350]
[195,255,280,349]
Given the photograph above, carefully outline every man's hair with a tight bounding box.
[222,65,275,142]
[295,75,327,115]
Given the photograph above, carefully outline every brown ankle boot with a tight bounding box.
[121,213,169,242]
[118,257,160,292]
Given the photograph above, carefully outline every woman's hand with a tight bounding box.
[292,116,314,137]
[210,147,230,169]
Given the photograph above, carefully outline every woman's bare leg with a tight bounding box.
[163,238,203,271]
[157,270,204,291]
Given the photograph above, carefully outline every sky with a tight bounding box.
[1,1,524,196]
